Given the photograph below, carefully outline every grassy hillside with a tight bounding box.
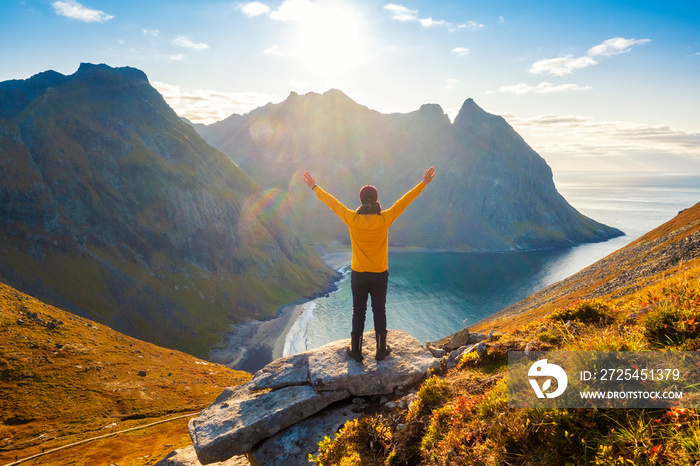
[472,201,700,334]
[312,203,700,465]
[0,281,250,465]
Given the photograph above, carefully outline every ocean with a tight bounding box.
[284,172,700,355]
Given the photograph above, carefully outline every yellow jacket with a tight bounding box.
[314,182,426,273]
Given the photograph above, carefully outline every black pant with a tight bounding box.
[351,270,389,335]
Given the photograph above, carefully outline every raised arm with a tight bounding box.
[303,171,354,224]
[423,166,435,185]
[303,171,317,189]
[383,166,436,225]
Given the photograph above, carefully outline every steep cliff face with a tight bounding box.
[441,98,616,250]
[0,63,336,357]
[196,90,623,251]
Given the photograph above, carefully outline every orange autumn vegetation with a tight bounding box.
[0,281,250,465]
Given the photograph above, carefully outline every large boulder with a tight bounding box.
[308,331,441,395]
[249,399,363,465]
[185,330,439,464]
[433,327,470,352]
[189,383,348,464]
[155,445,249,466]
[249,351,310,390]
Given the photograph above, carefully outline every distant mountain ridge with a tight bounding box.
[195,89,623,251]
[0,63,336,357]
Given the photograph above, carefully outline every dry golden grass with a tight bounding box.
[471,202,700,334]
[0,281,250,465]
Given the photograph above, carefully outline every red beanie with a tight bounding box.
[359,185,378,204]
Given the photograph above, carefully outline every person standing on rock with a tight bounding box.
[302,167,436,362]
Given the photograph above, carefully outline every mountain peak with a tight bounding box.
[0,70,69,118]
[270,88,369,120]
[452,97,511,135]
[322,88,349,98]
[454,97,487,121]
[74,62,150,84]
[418,103,445,115]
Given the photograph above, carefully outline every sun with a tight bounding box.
[295,2,366,76]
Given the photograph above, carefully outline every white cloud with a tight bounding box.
[153,81,282,124]
[289,79,311,89]
[419,17,445,27]
[502,112,700,171]
[52,0,113,22]
[264,44,289,56]
[142,29,159,37]
[462,20,484,30]
[169,54,185,61]
[451,47,471,56]
[499,82,592,94]
[384,3,479,32]
[237,0,311,21]
[529,37,651,76]
[270,0,315,21]
[238,1,271,18]
[588,37,651,57]
[173,36,209,50]
[529,55,598,76]
[444,78,459,89]
[384,4,418,22]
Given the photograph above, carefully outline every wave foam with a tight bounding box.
[283,301,316,356]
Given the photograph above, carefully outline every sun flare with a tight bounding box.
[295,2,366,75]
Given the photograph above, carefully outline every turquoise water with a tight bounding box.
[284,172,700,355]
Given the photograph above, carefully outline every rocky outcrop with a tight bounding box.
[190,384,349,463]
[156,446,249,466]
[183,330,441,465]
[248,400,363,465]
[428,330,495,370]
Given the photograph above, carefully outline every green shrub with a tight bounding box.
[312,417,389,466]
[549,299,613,325]
[643,293,700,348]
[457,346,508,373]
[537,328,563,344]
[408,375,450,421]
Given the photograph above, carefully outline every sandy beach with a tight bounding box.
[207,250,351,373]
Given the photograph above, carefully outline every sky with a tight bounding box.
[1,0,699,173]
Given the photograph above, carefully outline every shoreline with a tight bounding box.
[208,240,626,373]
[207,251,351,373]
[271,251,352,360]
[271,303,303,360]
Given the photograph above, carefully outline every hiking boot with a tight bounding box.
[375,331,392,361]
[347,333,364,362]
